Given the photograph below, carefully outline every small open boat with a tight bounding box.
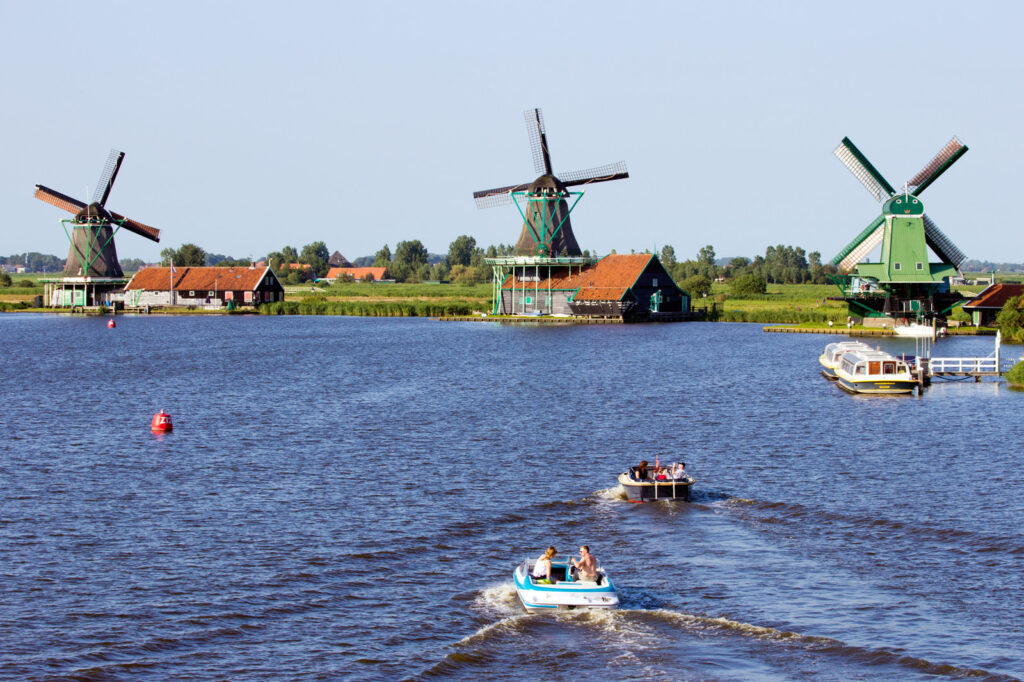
[618,470,694,502]
[513,558,618,612]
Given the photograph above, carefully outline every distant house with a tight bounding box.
[961,283,1024,326]
[123,265,284,308]
[328,251,351,268]
[326,266,386,282]
[498,253,691,320]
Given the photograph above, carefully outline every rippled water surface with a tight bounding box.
[2,314,1022,680]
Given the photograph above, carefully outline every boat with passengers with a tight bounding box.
[819,341,873,380]
[834,348,916,394]
[618,462,694,502]
[513,556,619,612]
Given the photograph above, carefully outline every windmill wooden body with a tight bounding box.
[831,136,968,321]
[474,108,628,257]
[34,150,161,307]
[474,108,629,314]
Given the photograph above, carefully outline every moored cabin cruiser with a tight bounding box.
[834,349,916,394]
[513,557,618,612]
[819,341,873,380]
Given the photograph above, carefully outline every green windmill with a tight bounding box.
[831,136,968,321]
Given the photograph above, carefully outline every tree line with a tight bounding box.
[158,238,835,291]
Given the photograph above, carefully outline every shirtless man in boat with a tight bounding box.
[571,545,598,582]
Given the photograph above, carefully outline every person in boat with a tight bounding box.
[571,545,599,582]
[656,467,668,481]
[635,460,650,481]
[672,461,687,480]
[532,546,557,583]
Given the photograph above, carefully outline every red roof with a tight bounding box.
[125,266,277,292]
[500,254,658,301]
[962,283,1024,310]
[326,266,386,280]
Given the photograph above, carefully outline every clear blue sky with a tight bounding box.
[3,1,1021,264]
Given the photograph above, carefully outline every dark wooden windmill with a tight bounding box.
[35,149,160,278]
[473,108,628,256]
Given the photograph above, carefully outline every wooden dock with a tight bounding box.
[764,326,995,336]
[438,315,622,324]
[764,326,895,336]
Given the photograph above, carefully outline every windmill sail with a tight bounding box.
[834,137,896,203]
[560,161,629,186]
[473,182,531,209]
[923,214,966,267]
[34,185,86,214]
[833,214,885,271]
[908,137,967,195]
[93,149,125,206]
[525,108,552,176]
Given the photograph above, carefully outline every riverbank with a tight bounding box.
[2,280,992,325]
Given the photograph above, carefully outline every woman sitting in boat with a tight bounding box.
[532,546,557,583]
[672,462,687,480]
[631,460,650,481]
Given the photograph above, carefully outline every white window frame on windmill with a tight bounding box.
[893,263,901,271]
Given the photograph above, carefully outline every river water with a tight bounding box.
[1,314,1022,680]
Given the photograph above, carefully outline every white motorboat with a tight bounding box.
[834,348,916,394]
[894,323,935,338]
[513,557,619,613]
[819,341,873,379]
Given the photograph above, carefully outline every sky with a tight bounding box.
[2,0,1022,265]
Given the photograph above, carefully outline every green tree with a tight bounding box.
[373,244,392,267]
[680,274,712,298]
[394,240,428,270]
[660,245,677,269]
[698,244,716,267]
[996,294,1024,342]
[730,273,767,297]
[160,243,206,266]
[0,272,11,287]
[299,241,330,278]
[447,235,476,267]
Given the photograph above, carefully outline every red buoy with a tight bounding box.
[107,319,116,328]
[151,410,173,432]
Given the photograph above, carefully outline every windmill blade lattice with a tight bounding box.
[834,137,896,203]
[833,214,885,271]
[93,149,125,206]
[525,108,552,176]
[923,214,966,267]
[908,137,967,195]
[473,182,532,209]
[560,161,629,186]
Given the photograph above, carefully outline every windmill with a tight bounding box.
[473,108,628,256]
[831,136,968,320]
[35,149,161,279]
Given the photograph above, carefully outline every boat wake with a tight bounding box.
[439,595,1000,680]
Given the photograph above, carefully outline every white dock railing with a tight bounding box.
[928,331,1020,376]
[929,356,1000,375]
